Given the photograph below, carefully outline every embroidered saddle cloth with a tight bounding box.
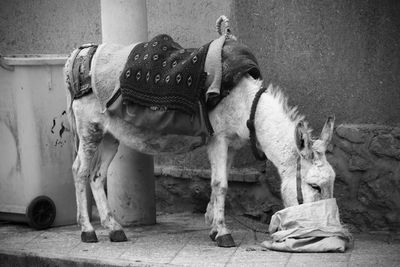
[111,34,214,140]
[120,34,210,115]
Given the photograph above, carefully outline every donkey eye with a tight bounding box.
[309,183,321,194]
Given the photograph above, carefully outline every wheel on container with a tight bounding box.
[26,196,56,230]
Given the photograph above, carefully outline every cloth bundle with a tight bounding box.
[262,198,352,253]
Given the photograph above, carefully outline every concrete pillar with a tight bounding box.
[101,0,156,226]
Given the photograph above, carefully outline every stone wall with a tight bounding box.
[329,124,400,231]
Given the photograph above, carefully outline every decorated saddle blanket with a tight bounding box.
[90,34,227,115]
[119,34,210,115]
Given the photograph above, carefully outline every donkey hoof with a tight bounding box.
[209,231,218,241]
[109,230,128,242]
[216,234,236,247]
[81,231,98,243]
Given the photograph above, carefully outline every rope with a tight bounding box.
[215,15,237,40]
[246,86,268,161]
[229,214,269,234]
[216,15,231,35]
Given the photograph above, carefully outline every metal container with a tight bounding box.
[0,54,76,229]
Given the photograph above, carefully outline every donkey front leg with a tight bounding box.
[90,134,127,242]
[206,136,235,247]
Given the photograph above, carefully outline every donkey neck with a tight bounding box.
[254,86,300,171]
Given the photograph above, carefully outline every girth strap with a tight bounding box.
[246,86,267,161]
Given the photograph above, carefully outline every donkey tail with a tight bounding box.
[64,49,81,156]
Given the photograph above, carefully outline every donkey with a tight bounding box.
[64,17,336,247]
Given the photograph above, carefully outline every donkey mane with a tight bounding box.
[266,84,313,136]
[267,85,304,123]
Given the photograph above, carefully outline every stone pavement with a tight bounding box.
[1,212,399,267]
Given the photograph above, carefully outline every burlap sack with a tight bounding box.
[262,198,352,252]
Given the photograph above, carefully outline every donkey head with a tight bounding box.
[293,116,336,205]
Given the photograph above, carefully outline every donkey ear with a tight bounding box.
[320,116,335,147]
[295,120,313,159]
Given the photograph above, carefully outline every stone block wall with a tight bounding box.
[329,124,400,231]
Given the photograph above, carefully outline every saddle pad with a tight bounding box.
[91,43,138,111]
[119,34,211,115]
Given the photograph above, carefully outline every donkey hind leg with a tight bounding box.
[206,136,236,247]
[73,123,104,243]
[89,134,127,242]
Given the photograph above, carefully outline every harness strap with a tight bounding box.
[76,44,98,99]
[67,43,98,100]
[246,86,267,161]
[296,156,304,205]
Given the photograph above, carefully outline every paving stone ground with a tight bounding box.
[1,212,399,267]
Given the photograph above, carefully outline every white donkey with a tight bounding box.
[64,17,335,247]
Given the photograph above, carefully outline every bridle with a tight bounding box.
[246,86,304,205]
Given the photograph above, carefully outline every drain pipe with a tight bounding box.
[100,0,156,226]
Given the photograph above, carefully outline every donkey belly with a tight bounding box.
[136,134,205,155]
[105,113,207,155]
[117,131,206,155]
